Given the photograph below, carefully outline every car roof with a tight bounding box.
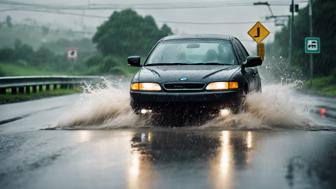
[160,34,235,41]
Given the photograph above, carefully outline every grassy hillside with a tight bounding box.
[0,63,68,76]
[302,76,336,97]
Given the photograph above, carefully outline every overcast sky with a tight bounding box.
[0,0,308,51]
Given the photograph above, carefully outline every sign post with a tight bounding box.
[257,43,265,60]
[308,0,314,87]
[248,21,270,61]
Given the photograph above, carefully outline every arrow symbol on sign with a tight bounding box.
[254,27,260,38]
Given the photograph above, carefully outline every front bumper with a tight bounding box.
[130,90,243,113]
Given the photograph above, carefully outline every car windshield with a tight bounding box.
[146,39,237,65]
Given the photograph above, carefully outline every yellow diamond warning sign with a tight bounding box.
[248,21,270,43]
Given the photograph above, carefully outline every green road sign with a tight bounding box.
[304,37,320,54]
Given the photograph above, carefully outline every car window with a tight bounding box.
[235,39,249,59]
[232,40,244,63]
[146,39,237,65]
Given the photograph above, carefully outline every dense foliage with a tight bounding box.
[0,20,89,49]
[0,39,81,76]
[0,9,173,76]
[269,0,336,78]
[93,9,173,56]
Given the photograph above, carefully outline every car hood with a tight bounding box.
[134,65,241,83]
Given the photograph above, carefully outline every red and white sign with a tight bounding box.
[67,48,78,60]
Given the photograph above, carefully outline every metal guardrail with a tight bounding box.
[0,76,101,94]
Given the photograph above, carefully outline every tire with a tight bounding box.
[232,90,247,114]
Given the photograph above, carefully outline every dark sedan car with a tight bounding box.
[128,35,262,117]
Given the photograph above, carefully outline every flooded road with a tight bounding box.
[0,84,335,189]
[1,129,336,189]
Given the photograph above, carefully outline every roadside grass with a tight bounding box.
[0,88,82,104]
[0,60,137,76]
[0,63,68,76]
[301,76,336,97]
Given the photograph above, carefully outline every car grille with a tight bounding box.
[163,83,205,91]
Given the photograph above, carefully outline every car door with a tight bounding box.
[232,39,257,92]
[237,40,260,91]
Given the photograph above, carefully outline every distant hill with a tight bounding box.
[0,19,96,54]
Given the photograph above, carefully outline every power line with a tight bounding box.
[0,8,106,18]
[158,20,273,25]
[0,8,273,26]
[0,0,309,11]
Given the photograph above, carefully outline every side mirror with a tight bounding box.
[242,56,262,68]
[127,56,141,67]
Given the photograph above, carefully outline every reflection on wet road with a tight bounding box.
[1,127,336,189]
[0,92,335,189]
[127,130,336,189]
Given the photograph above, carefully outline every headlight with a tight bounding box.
[131,82,161,91]
[206,82,239,90]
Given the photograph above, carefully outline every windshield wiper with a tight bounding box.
[189,62,233,65]
[145,63,190,66]
[145,62,234,66]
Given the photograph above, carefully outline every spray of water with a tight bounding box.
[202,84,315,130]
[57,79,147,129]
[57,79,318,130]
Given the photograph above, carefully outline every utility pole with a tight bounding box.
[288,14,292,66]
[289,0,294,66]
[254,1,296,65]
[309,0,313,87]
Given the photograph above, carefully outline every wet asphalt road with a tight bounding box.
[0,94,336,189]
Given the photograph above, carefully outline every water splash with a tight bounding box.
[202,84,316,129]
[57,79,147,129]
[56,79,323,130]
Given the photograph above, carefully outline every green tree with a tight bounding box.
[161,24,173,36]
[6,16,12,28]
[14,39,34,61]
[32,46,56,66]
[42,26,49,36]
[269,0,336,77]
[0,48,15,61]
[93,9,173,56]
